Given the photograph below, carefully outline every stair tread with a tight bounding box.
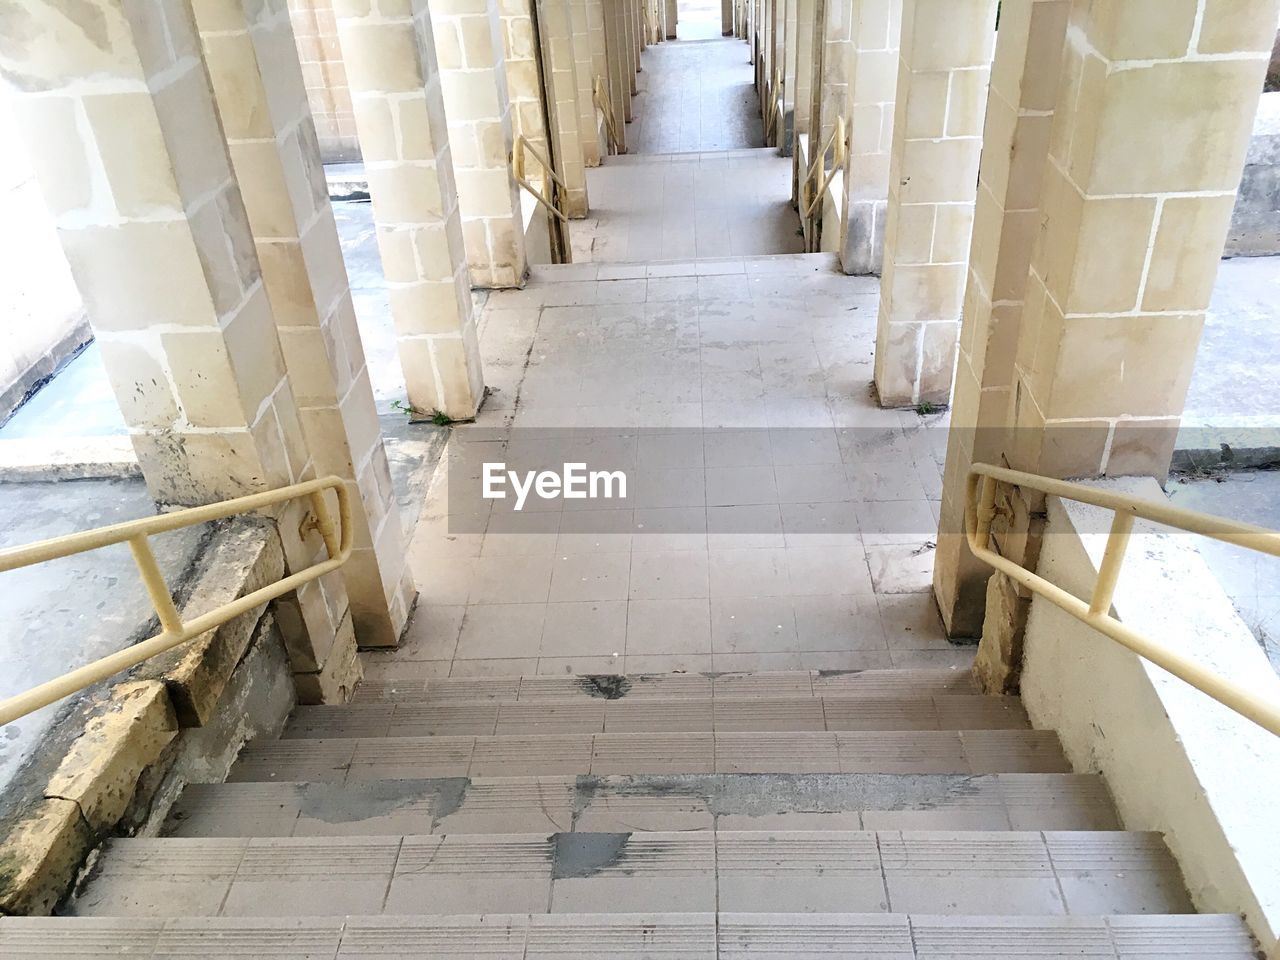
[229,729,1071,782]
[350,669,977,706]
[166,772,1120,838]
[291,693,1028,739]
[71,831,1193,921]
[1,913,1256,958]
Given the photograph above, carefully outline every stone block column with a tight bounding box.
[791,0,816,138]
[538,0,590,216]
[569,0,603,166]
[665,0,678,38]
[193,0,416,649]
[2,0,358,700]
[588,0,609,88]
[499,0,550,155]
[334,0,485,420]
[1007,0,1278,480]
[722,0,734,34]
[873,0,996,408]
[811,0,853,149]
[603,0,633,135]
[933,0,1069,638]
[431,0,529,288]
[963,0,1280,690]
[838,0,901,275]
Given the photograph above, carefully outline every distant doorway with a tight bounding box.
[677,0,721,40]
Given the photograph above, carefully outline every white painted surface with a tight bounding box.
[0,90,86,417]
[1021,477,1280,956]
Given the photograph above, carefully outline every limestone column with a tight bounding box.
[603,0,634,133]
[2,0,357,700]
[665,0,678,39]
[499,0,550,156]
[965,0,1280,689]
[430,0,529,288]
[838,0,901,275]
[334,0,485,419]
[569,0,603,166]
[588,0,609,88]
[722,0,734,35]
[933,0,1069,637]
[773,0,793,144]
[873,0,996,408]
[811,0,853,149]
[538,0,590,216]
[194,0,417,648]
[1006,0,1277,480]
[791,0,816,140]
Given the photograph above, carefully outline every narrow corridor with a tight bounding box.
[572,36,802,262]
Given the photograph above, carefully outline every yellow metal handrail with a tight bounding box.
[965,462,1280,737]
[799,115,847,221]
[512,132,568,224]
[0,476,352,726]
[593,76,623,155]
[764,68,783,141]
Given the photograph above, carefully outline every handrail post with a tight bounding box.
[1090,511,1136,616]
[128,535,184,636]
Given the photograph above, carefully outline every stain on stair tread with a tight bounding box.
[284,694,1027,740]
[167,772,1121,838]
[79,830,1181,887]
[5,914,1255,957]
[351,669,976,705]
[230,731,1071,782]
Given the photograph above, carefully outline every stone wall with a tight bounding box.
[1226,91,1280,257]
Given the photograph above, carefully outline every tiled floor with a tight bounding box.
[627,37,761,153]
[378,254,971,681]
[573,152,804,262]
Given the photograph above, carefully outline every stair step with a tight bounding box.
[2,913,1256,958]
[167,773,1120,838]
[229,730,1071,782]
[289,694,1027,739]
[349,669,978,706]
[71,831,1192,920]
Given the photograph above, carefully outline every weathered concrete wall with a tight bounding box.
[1227,92,1280,257]
[1020,478,1280,956]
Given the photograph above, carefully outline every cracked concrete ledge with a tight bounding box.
[0,437,140,483]
[0,521,296,916]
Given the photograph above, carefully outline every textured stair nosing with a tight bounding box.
[229,730,1071,783]
[0,913,1259,958]
[349,668,978,706]
[288,693,1028,739]
[166,772,1121,838]
[69,830,1194,921]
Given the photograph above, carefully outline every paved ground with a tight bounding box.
[1187,257,1280,421]
[626,37,760,153]
[0,477,208,791]
[573,151,804,261]
[372,253,973,683]
[1166,469,1280,671]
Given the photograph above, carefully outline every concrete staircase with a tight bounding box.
[0,668,1259,956]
